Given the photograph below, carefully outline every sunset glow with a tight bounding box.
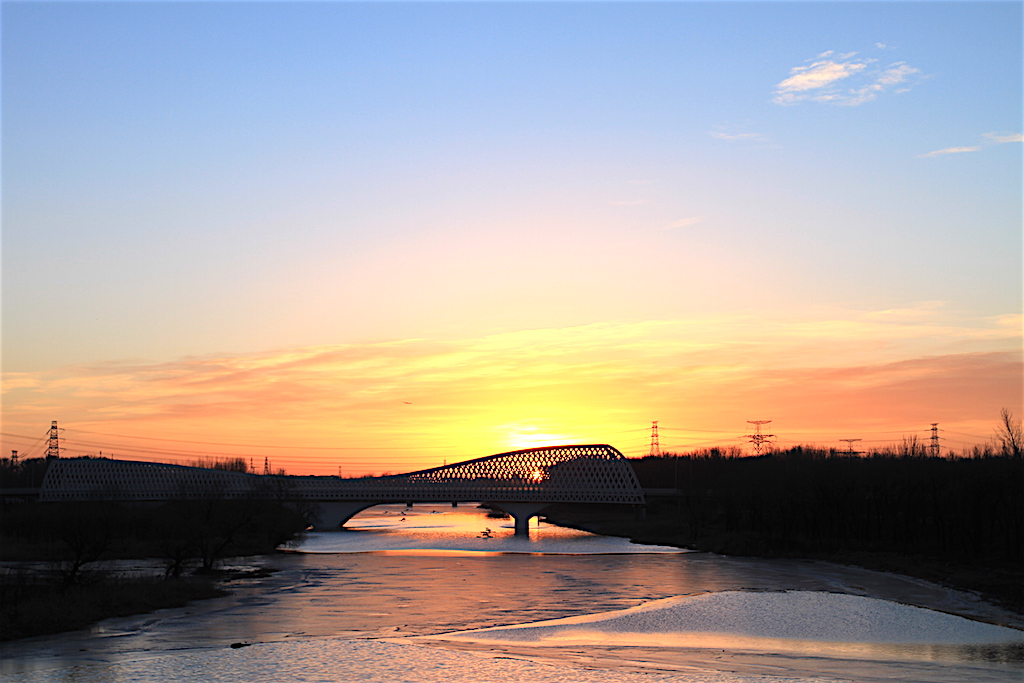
[2,2,1020,476]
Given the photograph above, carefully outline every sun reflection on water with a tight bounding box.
[290,504,685,555]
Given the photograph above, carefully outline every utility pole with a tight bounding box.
[46,421,60,459]
[839,438,862,455]
[745,420,774,455]
[649,421,661,457]
[930,423,940,457]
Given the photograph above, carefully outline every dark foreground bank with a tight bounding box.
[0,572,228,641]
[547,450,1024,616]
[546,504,1024,616]
[0,495,309,640]
[3,450,1020,639]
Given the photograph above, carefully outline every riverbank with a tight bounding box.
[0,571,229,641]
[5,542,1020,683]
[542,502,1024,619]
[0,496,306,641]
[3,493,1019,643]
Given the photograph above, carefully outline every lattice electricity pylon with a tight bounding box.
[46,421,60,459]
[839,438,862,455]
[40,444,646,506]
[745,420,775,455]
[649,421,661,457]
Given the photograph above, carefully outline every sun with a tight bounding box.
[497,422,573,452]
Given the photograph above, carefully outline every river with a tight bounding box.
[2,504,1021,682]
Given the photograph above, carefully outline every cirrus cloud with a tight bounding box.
[710,131,764,142]
[983,132,1024,144]
[773,50,923,106]
[919,132,1023,158]
[918,146,982,158]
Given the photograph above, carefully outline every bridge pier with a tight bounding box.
[489,502,550,537]
[305,501,378,530]
[306,500,557,536]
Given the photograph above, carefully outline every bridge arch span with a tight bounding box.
[40,444,645,536]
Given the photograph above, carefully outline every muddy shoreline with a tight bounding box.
[542,504,1024,619]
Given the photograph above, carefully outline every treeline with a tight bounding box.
[1,497,309,577]
[0,456,50,489]
[0,456,307,576]
[0,454,310,578]
[629,447,1023,563]
[0,455,257,489]
[0,457,310,640]
[1,494,308,639]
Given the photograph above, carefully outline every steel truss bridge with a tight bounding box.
[40,444,645,535]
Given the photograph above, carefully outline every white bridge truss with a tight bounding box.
[40,444,645,534]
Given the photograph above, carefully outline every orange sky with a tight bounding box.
[4,307,1019,475]
[3,4,1021,476]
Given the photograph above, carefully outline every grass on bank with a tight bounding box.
[0,572,227,641]
[0,492,308,641]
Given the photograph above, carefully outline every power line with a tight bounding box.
[66,429,452,450]
[745,420,775,455]
[839,438,863,455]
[942,430,992,439]
[63,427,634,451]
[658,427,741,434]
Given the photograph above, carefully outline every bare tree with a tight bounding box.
[995,408,1023,458]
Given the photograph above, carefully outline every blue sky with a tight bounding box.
[2,2,1020,469]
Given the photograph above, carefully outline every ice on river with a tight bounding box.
[2,639,781,683]
[426,590,1024,648]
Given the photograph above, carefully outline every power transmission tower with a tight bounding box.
[745,420,774,455]
[263,456,270,475]
[649,421,661,457]
[46,421,60,459]
[839,438,862,455]
[930,423,940,457]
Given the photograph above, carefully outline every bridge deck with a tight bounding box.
[39,444,646,506]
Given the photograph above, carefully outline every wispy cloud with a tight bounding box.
[773,49,923,106]
[983,132,1024,144]
[919,132,1022,158]
[662,216,704,231]
[918,146,982,158]
[774,57,867,102]
[4,308,1017,471]
[710,131,765,142]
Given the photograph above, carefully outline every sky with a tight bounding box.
[2,1,1021,475]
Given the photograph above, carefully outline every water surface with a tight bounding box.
[2,504,1021,682]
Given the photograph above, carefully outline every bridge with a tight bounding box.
[39,444,645,536]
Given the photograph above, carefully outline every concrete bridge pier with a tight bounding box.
[490,502,551,537]
[305,501,378,530]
